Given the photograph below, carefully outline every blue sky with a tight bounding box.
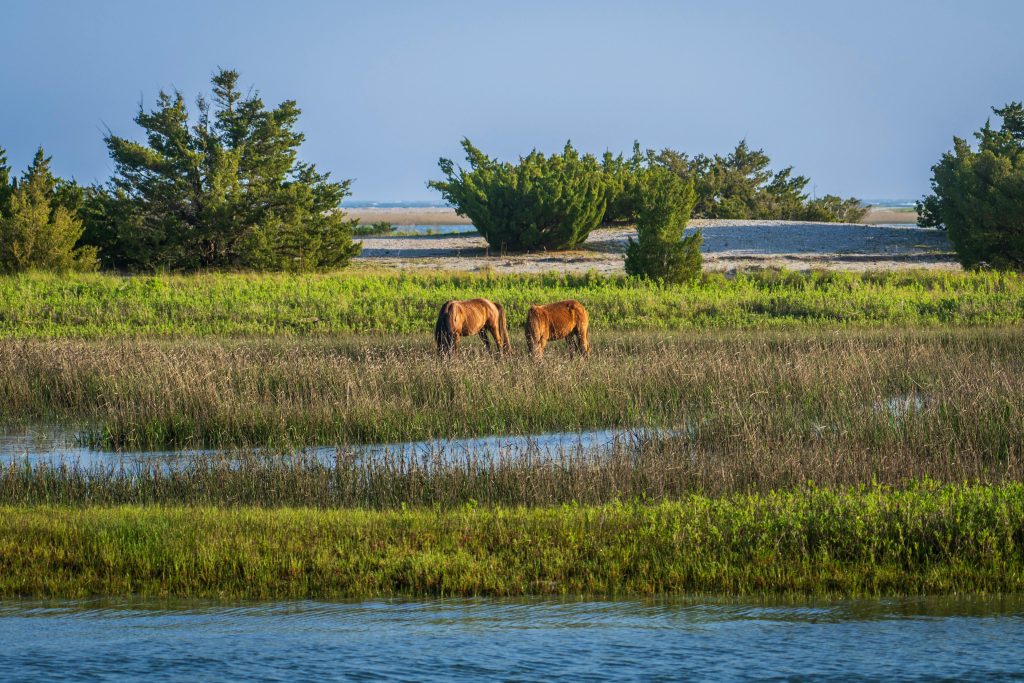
[2,0,1022,201]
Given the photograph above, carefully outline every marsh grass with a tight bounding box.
[0,327,1020,453]
[3,433,1022,508]
[1,269,1022,338]
[3,483,1023,598]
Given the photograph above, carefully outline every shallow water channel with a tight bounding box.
[0,427,661,469]
[1,596,1022,681]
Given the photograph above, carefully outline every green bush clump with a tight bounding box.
[353,220,396,236]
[0,148,97,273]
[601,143,645,223]
[918,102,1024,270]
[609,142,867,224]
[429,139,606,251]
[625,166,702,283]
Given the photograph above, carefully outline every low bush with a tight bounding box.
[429,139,606,251]
[625,166,702,283]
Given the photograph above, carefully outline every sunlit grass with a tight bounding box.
[1,268,1021,338]
[3,483,1022,598]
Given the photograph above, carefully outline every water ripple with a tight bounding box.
[1,597,1023,681]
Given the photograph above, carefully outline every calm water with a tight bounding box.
[0,427,668,469]
[1,597,1022,681]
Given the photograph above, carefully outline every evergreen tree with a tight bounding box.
[0,148,97,273]
[653,140,866,222]
[918,102,1024,270]
[0,148,12,214]
[625,165,702,283]
[601,142,644,223]
[430,139,606,251]
[86,68,361,271]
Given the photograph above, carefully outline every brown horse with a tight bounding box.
[525,300,591,359]
[434,298,512,356]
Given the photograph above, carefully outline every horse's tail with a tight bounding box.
[574,301,591,357]
[495,302,511,354]
[435,300,456,354]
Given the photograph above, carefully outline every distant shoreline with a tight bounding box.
[347,206,919,226]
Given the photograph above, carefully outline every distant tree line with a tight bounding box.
[4,68,1019,276]
[431,137,868,281]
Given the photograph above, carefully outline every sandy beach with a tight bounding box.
[353,218,956,274]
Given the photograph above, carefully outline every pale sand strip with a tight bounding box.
[347,206,918,227]
[352,219,956,274]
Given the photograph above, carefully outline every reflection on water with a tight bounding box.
[0,427,668,469]
[0,597,1022,681]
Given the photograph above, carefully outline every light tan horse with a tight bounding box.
[434,298,512,356]
[525,300,591,359]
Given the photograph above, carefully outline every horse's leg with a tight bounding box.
[567,332,580,359]
[484,320,502,355]
[478,330,492,352]
[534,337,546,360]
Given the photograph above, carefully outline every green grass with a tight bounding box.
[1,269,1022,338]
[2,483,1022,599]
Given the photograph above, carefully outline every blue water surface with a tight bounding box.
[1,597,1022,681]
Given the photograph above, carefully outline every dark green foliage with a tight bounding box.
[918,102,1024,270]
[0,148,12,213]
[0,148,97,273]
[802,194,870,223]
[353,220,396,236]
[601,142,644,223]
[647,141,866,223]
[429,139,606,251]
[85,69,361,272]
[625,166,702,283]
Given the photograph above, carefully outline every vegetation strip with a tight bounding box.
[1,327,1019,450]
[2,484,1023,599]
[2,269,1023,339]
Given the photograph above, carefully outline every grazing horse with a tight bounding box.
[525,300,591,359]
[434,298,512,356]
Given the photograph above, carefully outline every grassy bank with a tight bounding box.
[1,327,1020,449]
[2,483,1022,598]
[2,269,1022,338]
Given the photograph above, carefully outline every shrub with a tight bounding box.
[918,102,1024,270]
[0,148,97,273]
[802,194,869,223]
[429,139,606,251]
[650,141,866,223]
[601,143,644,223]
[84,68,361,272]
[353,221,396,236]
[624,166,702,283]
